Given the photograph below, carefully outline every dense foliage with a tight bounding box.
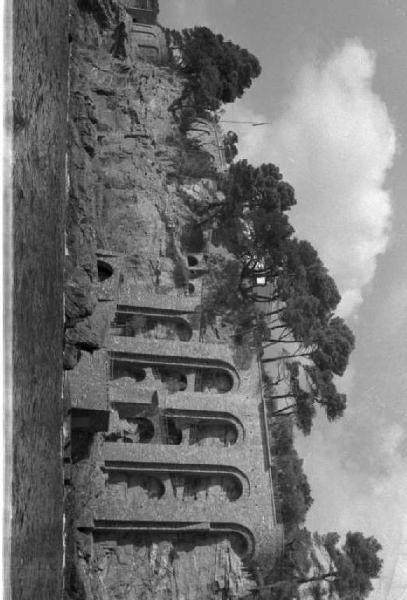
[270,418,313,530]
[200,158,355,433]
[168,27,261,112]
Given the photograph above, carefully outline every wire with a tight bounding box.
[220,120,272,126]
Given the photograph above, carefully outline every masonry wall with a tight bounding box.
[69,252,283,573]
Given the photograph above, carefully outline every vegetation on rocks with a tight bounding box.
[266,529,382,600]
[167,26,261,113]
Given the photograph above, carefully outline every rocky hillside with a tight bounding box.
[297,535,339,600]
[64,0,228,368]
[64,2,257,598]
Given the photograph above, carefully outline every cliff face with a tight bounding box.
[64,2,256,598]
[64,0,185,368]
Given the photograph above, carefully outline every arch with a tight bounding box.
[97,259,113,282]
[92,521,255,558]
[104,461,250,498]
[175,473,242,502]
[109,352,239,393]
[112,311,193,342]
[133,29,156,38]
[164,409,244,444]
[195,368,233,394]
[188,283,195,295]
[107,469,243,502]
[210,523,255,557]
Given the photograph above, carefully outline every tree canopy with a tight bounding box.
[205,160,297,292]
[265,528,382,600]
[320,531,383,600]
[270,417,313,529]
[200,157,355,433]
[169,27,261,112]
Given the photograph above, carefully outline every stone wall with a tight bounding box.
[67,254,283,581]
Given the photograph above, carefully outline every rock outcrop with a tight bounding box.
[64,0,186,367]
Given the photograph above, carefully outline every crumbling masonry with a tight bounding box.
[68,250,284,574]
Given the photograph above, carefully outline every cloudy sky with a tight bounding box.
[160,2,407,597]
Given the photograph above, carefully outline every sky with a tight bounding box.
[160,2,407,598]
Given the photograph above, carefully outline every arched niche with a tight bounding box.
[106,415,155,444]
[109,353,239,394]
[171,473,243,502]
[111,359,146,382]
[189,421,238,447]
[112,312,193,342]
[97,259,113,282]
[93,524,254,561]
[195,369,233,394]
[163,410,244,446]
[108,472,165,501]
[127,473,165,500]
[155,366,188,393]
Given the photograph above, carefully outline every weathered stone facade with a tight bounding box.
[68,251,284,577]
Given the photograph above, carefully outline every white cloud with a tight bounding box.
[224,39,396,319]
[295,411,407,588]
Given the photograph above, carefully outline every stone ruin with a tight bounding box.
[65,249,284,598]
[63,3,284,594]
